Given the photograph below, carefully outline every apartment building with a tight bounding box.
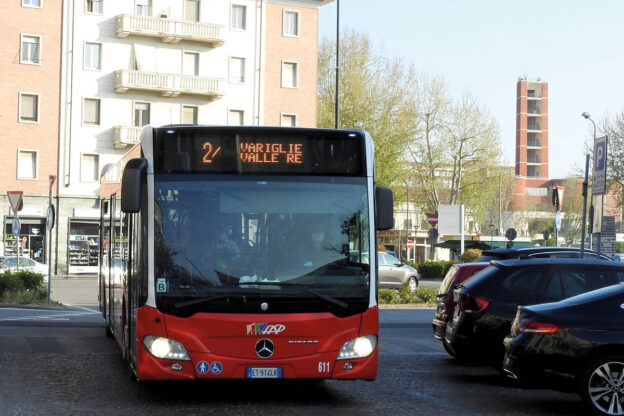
[53,0,330,273]
[0,0,330,273]
[0,0,62,265]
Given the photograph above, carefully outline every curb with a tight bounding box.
[379,304,435,309]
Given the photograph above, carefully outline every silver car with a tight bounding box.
[378,251,419,292]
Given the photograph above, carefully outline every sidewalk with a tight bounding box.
[50,275,98,307]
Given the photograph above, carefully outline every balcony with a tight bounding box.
[115,69,223,99]
[527,121,541,131]
[113,126,142,149]
[116,14,224,46]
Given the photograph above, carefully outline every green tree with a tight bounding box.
[317,30,418,187]
[601,111,624,206]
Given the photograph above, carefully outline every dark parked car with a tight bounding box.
[432,262,490,354]
[503,283,624,416]
[378,251,419,292]
[444,258,624,362]
[475,246,612,262]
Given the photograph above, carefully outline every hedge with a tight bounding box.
[416,261,457,280]
[0,270,46,297]
[378,287,437,304]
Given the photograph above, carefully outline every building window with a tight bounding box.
[281,61,298,88]
[135,0,151,16]
[185,0,200,22]
[84,42,101,70]
[83,98,101,126]
[228,110,244,126]
[17,150,38,180]
[81,154,100,183]
[231,5,246,30]
[527,165,540,178]
[21,35,41,65]
[86,0,102,14]
[133,102,150,127]
[229,57,245,83]
[280,113,297,127]
[22,0,42,7]
[183,51,199,76]
[182,105,198,124]
[19,93,39,123]
[525,187,548,197]
[282,10,299,37]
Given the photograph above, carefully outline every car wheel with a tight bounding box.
[579,354,624,415]
[407,276,418,292]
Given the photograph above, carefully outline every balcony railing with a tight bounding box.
[116,14,224,46]
[527,121,541,131]
[527,156,542,164]
[527,139,541,147]
[114,126,142,148]
[115,69,223,98]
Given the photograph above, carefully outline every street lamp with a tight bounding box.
[580,111,596,256]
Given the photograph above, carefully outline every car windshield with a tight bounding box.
[153,174,371,316]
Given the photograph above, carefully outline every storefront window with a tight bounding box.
[68,220,99,273]
[3,217,46,263]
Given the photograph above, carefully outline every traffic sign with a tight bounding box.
[427,213,438,227]
[12,217,20,237]
[592,136,608,195]
[406,240,414,249]
[46,204,55,230]
[555,211,562,231]
[7,191,23,214]
[505,228,517,241]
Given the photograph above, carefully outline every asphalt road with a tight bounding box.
[0,291,587,416]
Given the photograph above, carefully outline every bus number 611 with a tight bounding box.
[318,361,330,373]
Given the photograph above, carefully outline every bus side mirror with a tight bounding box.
[375,186,394,230]
[121,158,148,213]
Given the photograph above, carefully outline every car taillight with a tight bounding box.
[518,319,560,334]
[458,293,490,314]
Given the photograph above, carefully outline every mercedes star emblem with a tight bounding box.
[255,338,274,359]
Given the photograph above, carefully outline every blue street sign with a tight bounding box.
[555,211,562,232]
[592,136,608,195]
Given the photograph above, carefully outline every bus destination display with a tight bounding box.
[156,129,365,176]
[203,142,303,165]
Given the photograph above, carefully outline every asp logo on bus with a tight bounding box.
[246,323,286,336]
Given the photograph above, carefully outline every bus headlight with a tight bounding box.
[143,335,191,361]
[337,335,377,360]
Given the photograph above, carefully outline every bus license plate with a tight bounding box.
[246,367,283,378]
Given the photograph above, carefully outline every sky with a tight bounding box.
[319,0,624,179]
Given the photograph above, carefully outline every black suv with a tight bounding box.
[444,258,624,363]
[475,246,612,262]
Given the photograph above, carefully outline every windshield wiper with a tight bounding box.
[173,292,242,309]
[236,281,349,310]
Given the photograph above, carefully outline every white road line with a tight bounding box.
[65,304,100,314]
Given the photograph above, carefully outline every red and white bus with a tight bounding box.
[99,126,393,381]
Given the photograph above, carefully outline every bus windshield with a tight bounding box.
[153,174,370,317]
